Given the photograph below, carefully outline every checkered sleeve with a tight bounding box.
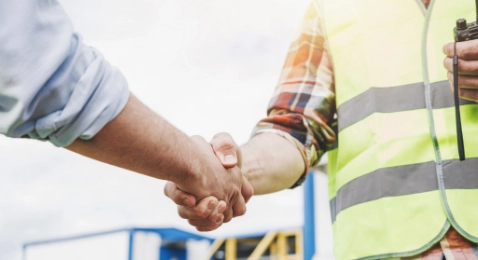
[252,0,337,187]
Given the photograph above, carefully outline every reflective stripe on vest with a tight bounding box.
[321,0,478,258]
[330,158,478,223]
[337,81,475,132]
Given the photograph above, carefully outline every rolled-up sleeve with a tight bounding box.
[0,0,129,147]
[252,1,337,187]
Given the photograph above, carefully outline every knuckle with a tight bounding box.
[196,227,205,232]
[188,219,201,227]
[212,132,236,147]
[197,207,209,218]
[174,196,183,205]
[178,209,189,219]
[223,210,233,223]
[223,216,232,223]
[444,44,451,55]
[461,61,478,74]
[219,142,235,150]
[245,190,254,202]
[461,46,474,60]
[163,182,174,197]
[235,207,246,217]
[207,212,220,221]
[443,57,451,70]
[460,61,471,72]
[197,226,211,232]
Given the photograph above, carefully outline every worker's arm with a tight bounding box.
[239,133,305,194]
[0,0,253,219]
[443,39,478,101]
[164,0,337,231]
[164,132,304,230]
[67,94,253,225]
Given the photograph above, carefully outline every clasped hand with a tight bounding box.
[164,133,253,231]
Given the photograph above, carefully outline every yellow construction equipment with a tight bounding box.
[202,229,303,260]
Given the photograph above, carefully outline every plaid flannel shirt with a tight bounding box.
[251,0,478,258]
[252,0,336,187]
[252,0,432,186]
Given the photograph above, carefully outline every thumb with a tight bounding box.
[210,132,241,168]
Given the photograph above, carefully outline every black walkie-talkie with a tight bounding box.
[451,3,478,161]
[454,9,478,42]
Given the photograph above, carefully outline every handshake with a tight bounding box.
[66,94,304,231]
[163,133,254,232]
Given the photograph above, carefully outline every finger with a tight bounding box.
[223,207,234,223]
[189,217,224,232]
[186,201,226,226]
[443,57,478,76]
[178,197,219,219]
[188,207,226,227]
[447,72,478,101]
[210,132,242,168]
[443,42,455,57]
[241,176,254,203]
[459,88,478,102]
[164,182,196,207]
[448,72,478,89]
[443,39,478,60]
[232,194,247,218]
[203,200,227,224]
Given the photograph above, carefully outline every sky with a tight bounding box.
[0,0,317,259]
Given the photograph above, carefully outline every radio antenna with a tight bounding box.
[476,0,478,22]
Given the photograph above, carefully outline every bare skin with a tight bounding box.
[66,93,253,227]
[166,39,478,232]
[164,132,304,231]
[443,39,478,101]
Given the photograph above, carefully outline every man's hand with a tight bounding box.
[165,133,254,231]
[165,133,305,231]
[444,39,478,101]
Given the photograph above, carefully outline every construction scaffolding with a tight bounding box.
[203,229,303,260]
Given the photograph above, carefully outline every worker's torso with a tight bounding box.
[322,0,478,259]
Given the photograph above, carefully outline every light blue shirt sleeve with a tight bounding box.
[0,0,130,147]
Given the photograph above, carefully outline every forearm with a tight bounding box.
[241,133,305,195]
[66,93,199,185]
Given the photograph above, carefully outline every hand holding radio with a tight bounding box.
[441,16,478,161]
[443,39,478,102]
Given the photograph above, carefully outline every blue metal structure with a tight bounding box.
[128,230,134,260]
[303,171,316,260]
[159,246,187,260]
[23,172,320,260]
[23,227,213,260]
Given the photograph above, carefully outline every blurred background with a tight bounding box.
[0,0,334,259]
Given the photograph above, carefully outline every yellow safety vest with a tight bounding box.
[323,0,478,258]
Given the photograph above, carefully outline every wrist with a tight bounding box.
[241,143,267,194]
[170,138,210,196]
